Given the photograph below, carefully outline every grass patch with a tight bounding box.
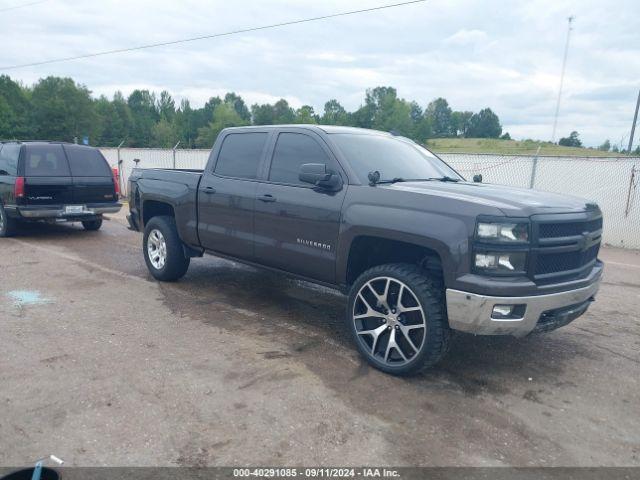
[425,138,619,157]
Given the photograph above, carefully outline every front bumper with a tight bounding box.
[445,270,602,337]
[18,203,122,219]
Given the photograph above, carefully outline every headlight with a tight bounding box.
[476,222,528,243]
[475,252,527,273]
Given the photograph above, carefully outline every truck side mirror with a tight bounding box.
[299,163,342,191]
[473,174,483,183]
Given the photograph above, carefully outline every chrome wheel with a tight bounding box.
[0,208,4,233]
[352,276,427,367]
[147,229,167,270]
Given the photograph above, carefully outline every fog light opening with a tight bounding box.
[491,304,526,320]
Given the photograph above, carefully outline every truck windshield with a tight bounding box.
[330,133,462,183]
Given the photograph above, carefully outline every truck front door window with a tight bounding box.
[269,133,335,185]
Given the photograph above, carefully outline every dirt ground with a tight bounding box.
[0,210,638,467]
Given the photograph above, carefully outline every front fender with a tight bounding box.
[337,203,471,287]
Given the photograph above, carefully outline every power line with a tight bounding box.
[0,0,428,71]
[0,0,48,12]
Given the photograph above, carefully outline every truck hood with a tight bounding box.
[385,181,595,216]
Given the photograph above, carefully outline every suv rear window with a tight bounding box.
[24,145,70,177]
[214,133,268,179]
[0,144,20,176]
[64,145,111,176]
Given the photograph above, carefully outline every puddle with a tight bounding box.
[7,290,50,306]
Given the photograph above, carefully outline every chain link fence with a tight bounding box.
[101,148,640,249]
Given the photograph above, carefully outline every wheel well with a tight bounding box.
[143,200,174,226]
[346,236,443,286]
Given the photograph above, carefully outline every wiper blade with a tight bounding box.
[376,177,406,184]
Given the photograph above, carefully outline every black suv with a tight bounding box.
[0,141,121,236]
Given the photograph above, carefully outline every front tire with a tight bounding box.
[0,204,18,237]
[346,263,450,375]
[143,216,190,282]
[82,217,103,231]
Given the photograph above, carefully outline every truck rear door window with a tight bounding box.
[64,145,112,176]
[24,145,70,177]
[214,133,268,179]
[0,144,20,176]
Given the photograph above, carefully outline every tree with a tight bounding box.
[466,108,502,138]
[500,132,511,140]
[157,90,176,121]
[195,102,249,148]
[30,76,97,143]
[152,118,178,148]
[451,111,473,137]
[321,99,349,125]
[224,92,251,122]
[597,139,611,152]
[127,90,159,147]
[0,75,31,139]
[558,131,582,147]
[251,103,275,125]
[424,98,454,137]
[273,99,295,124]
[294,105,318,124]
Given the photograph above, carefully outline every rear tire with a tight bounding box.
[143,215,190,282]
[346,263,451,375]
[0,204,18,237]
[82,217,103,231]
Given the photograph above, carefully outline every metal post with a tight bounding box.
[172,141,181,169]
[625,166,637,217]
[529,146,541,189]
[627,89,640,155]
[116,140,125,197]
[551,16,574,143]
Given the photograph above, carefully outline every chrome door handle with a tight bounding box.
[258,194,276,203]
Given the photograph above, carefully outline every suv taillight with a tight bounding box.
[14,176,25,199]
[112,167,120,197]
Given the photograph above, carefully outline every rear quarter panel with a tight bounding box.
[132,169,201,247]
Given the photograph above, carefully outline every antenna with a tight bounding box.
[551,16,574,143]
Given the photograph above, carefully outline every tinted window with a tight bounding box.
[64,145,111,176]
[214,133,268,179]
[0,144,20,176]
[330,134,461,183]
[269,133,332,185]
[24,145,70,177]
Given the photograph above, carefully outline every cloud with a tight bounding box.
[1,0,639,146]
[444,29,488,46]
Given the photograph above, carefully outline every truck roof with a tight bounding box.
[222,124,392,136]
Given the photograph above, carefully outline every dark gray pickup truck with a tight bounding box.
[128,125,603,375]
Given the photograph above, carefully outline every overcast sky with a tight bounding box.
[1,0,639,147]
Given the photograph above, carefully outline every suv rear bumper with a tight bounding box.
[16,203,122,219]
[445,266,602,337]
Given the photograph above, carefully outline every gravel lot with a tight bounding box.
[1,210,639,467]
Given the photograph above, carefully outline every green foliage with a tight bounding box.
[424,98,454,137]
[195,102,249,148]
[30,76,97,142]
[597,139,611,151]
[466,108,502,138]
[321,99,349,125]
[0,74,515,148]
[558,131,582,147]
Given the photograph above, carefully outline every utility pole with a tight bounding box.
[627,89,640,155]
[551,16,574,143]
